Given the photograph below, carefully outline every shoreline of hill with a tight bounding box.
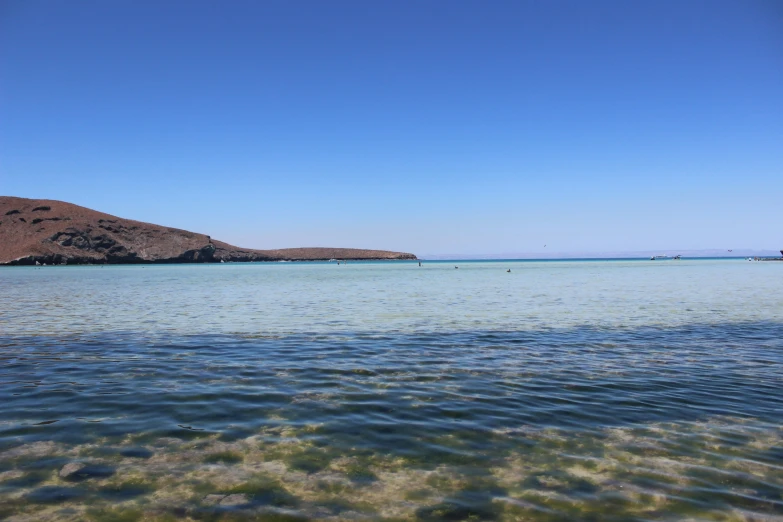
[0,196,417,265]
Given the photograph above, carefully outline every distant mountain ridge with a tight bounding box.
[0,196,416,265]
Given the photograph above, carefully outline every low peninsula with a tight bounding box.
[0,196,417,265]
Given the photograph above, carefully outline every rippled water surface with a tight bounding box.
[1,260,782,521]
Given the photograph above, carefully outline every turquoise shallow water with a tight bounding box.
[0,259,782,521]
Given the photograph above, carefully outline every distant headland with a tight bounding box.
[0,196,417,265]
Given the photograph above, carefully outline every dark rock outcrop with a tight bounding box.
[59,462,115,482]
[0,196,416,265]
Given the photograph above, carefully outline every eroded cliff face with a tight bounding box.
[0,197,416,265]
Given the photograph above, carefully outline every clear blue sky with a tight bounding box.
[1,0,781,256]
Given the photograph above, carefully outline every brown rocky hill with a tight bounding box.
[0,196,416,265]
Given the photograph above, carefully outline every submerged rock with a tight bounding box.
[203,494,225,505]
[59,462,85,479]
[59,462,114,482]
[202,493,251,507]
[220,493,250,506]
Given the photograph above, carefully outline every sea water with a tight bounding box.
[0,259,781,520]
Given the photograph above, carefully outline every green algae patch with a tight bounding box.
[201,513,309,522]
[314,478,354,495]
[223,475,299,507]
[522,470,599,495]
[318,497,378,516]
[416,498,500,521]
[404,488,433,501]
[416,474,507,521]
[342,460,378,484]
[424,470,464,493]
[2,417,782,521]
[97,477,156,500]
[204,450,244,464]
[85,506,144,522]
[282,447,332,474]
[2,469,50,488]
